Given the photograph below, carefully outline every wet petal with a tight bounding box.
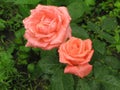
[64,64,92,78]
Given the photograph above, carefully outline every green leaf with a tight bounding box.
[19,46,30,52]
[99,32,115,43]
[101,75,120,90]
[91,51,104,62]
[14,28,25,44]
[18,5,30,17]
[76,79,90,90]
[101,17,118,31]
[116,45,120,52]
[68,1,85,20]
[93,61,110,79]
[114,30,120,42]
[40,48,57,58]
[29,63,43,79]
[71,23,89,39]
[15,0,40,4]
[93,39,106,55]
[0,72,6,81]
[114,30,120,52]
[62,74,74,90]
[37,55,59,74]
[50,68,74,90]
[15,28,25,38]
[18,53,28,59]
[87,21,100,33]
[3,0,14,2]
[47,0,74,6]
[0,50,16,81]
[5,0,40,4]
[85,0,95,6]
[104,56,120,69]
[0,19,5,30]
[89,80,101,90]
[27,63,35,73]
[114,1,120,8]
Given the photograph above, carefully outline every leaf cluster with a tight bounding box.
[1,0,120,90]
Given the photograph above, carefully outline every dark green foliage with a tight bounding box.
[50,69,74,90]
[1,0,120,90]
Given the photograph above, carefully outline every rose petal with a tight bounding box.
[58,37,94,65]
[84,39,92,51]
[80,50,94,64]
[24,32,48,48]
[64,64,92,78]
[58,7,71,25]
[58,40,92,65]
[59,46,73,65]
[43,44,59,50]
[50,26,70,44]
[23,4,71,50]
[60,50,85,65]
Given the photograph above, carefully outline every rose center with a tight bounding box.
[69,43,80,55]
[37,16,56,34]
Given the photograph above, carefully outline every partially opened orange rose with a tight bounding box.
[23,4,71,50]
[58,37,94,78]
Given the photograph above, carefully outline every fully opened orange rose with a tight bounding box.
[23,5,71,50]
[58,37,94,78]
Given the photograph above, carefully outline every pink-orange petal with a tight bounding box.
[84,39,92,51]
[64,64,92,78]
[80,50,94,64]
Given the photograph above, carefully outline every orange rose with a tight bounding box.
[58,37,94,78]
[23,4,71,50]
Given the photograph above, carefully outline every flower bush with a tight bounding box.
[23,4,94,78]
[1,0,120,90]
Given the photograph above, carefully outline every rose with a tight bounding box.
[58,37,94,78]
[23,4,71,50]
